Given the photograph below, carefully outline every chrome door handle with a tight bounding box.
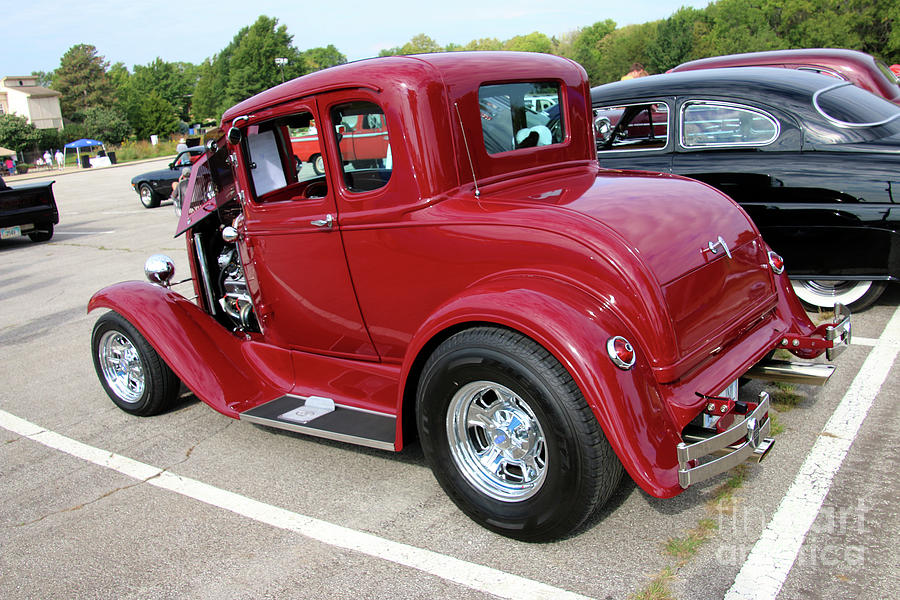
[311,214,334,230]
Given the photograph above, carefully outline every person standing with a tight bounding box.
[176,138,188,154]
[5,157,14,175]
[621,62,649,80]
[43,150,52,169]
[55,149,64,170]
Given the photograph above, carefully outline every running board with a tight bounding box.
[240,395,396,451]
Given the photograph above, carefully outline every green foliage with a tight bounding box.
[227,15,303,103]
[132,92,178,139]
[570,20,617,83]
[594,22,659,84]
[52,44,115,120]
[464,38,504,51]
[379,34,443,56]
[504,32,554,54]
[82,106,131,144]
[302,45,347,72]
[30,70,54,88]
[0,114,39,153]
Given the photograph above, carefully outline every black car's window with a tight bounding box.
[681,101,779,148]
[595,102,668,151]
[330,101,392,193]
[479,82,564,154]
[813,82,900,127]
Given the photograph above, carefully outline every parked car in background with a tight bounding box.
[130,147,204,208]
[591,67,900,311]
[0,178,57,243]
[669,48,900,105]
[88,52,851,541]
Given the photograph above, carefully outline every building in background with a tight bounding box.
[0,76,63,130]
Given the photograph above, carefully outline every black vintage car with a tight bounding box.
[130,147,203,209]
[590,67,900,311]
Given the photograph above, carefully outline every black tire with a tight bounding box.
[28,224,53,242]
[91,312,180,416]
[139,183,160,208]
[311,154,324,175]
[791,279,886,312]
[416,327,623,541]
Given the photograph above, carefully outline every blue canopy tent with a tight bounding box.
[64,138,105,168]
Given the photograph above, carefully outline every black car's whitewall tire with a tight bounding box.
[416,327,623,541]
[791,279,886,312]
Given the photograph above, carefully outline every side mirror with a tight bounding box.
[168,161,176,169]
[227,126,243,145]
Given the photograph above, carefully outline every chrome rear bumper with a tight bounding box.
[677,392,774,489]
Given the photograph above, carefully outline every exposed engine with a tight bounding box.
[217,244,254,330]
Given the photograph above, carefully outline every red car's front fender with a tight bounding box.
[88,281,292,418]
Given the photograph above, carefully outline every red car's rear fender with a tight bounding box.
[403,277,683,497]
[88,281,292,418]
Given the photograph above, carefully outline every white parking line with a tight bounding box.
[54,230,116,235]
[0,409,592,600]
[725,304,900,600]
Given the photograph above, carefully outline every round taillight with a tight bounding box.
[607,336,636,370]
[768,250,785,274]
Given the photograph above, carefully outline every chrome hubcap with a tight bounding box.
[447,381,547,501]
[98,330,145,403]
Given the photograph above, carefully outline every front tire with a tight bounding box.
[91,312,180,416]
[311,154,324,175]
[416,327,622,541]
[791,279,886,312]
[139,183,160,208]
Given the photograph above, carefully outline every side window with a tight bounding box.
[245,110,321,201]
[681,101,779,148]
[479,82,564,154]
[330,101,392,193]
[595,102,669,151]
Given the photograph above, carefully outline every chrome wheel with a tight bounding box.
[97,330,145,404]
[791,279,885,311]
[447,381,547,501]
[139,183,159,208]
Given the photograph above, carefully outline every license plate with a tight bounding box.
[0,226,22,240]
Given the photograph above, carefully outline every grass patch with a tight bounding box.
[769,381,804,411]
[630,567,676,600]
[664,518,718,562]
[769,412,785,436]
[709,464,749,512]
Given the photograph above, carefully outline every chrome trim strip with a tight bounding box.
[679,100,780,149]
[812,81,900,128]
[677,392,774,488]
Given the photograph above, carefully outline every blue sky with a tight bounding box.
[6,0,710,76]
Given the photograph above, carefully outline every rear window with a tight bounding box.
[479,82,564,154]
[681,101,779,147]
[814,82,900,127]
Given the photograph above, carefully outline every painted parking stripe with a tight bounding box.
[0,409,592,600]
[725,304,900,600]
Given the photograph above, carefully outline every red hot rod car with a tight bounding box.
[88,52,850,541]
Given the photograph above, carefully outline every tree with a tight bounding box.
[594,22,660,84]
[30,70,54,88]
[52,44,115,120]
[133,92,178,140]
[704,0,781,57]
[227,16,302,103]
[302,45,347,73]
[379,34,442,56]
[504,32,554,54]
[569,20,617,83]
[82,107,131,144]
[0,114,40,153]
[646,7,707,73]
[464,38,503,51]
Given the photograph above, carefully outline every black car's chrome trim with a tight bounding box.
[813,81,900,128]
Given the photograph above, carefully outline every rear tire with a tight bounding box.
[416,327,622,541]
[791,279,886,312]
[311,154,324,175]
[28,224,53,242]
[91,312,180,416]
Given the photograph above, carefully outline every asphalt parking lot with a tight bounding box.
[1,161,898,600]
